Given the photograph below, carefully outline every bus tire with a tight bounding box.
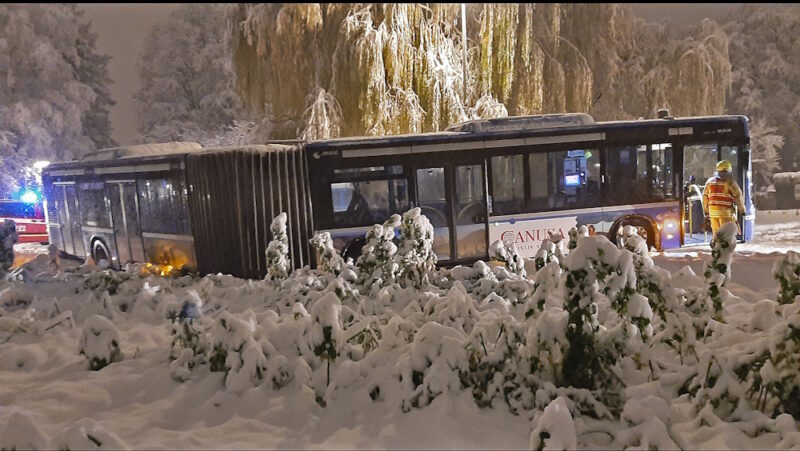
[609,215,659,251]
[91,238,111,268]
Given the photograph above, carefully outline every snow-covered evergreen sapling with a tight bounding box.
[567,225,589,251]
[356,214,401,290]
[396,208,437,289]
[488,239,526,278]
[310,291,343,388]
[168,290,211,382]
[0,220,17,276]
[704,222,738,319]
[266,212,290,282]
[529,397,578,451]
[310,231,348,277]
[773,250,800,305]
[533,232,566,271]
[79,315,122,371]
[209,311,270,392]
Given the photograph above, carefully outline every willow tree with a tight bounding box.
[230,3,733,140]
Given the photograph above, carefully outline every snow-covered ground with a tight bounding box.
[1,211,799,450]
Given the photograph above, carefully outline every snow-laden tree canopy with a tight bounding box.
[230,3,732,140]
[134,4,254,147]
[724,4,800,178]
[0,4,114,195]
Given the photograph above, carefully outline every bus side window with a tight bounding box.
[329,177,408,228]
[77,182,111,228]
[491,154,524,215]
[137,176,191,235]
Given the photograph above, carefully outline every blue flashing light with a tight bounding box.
[21,191,38,203]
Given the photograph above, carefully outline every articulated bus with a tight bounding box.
[42,113,753,279]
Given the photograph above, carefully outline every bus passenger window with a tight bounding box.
[491,155,524,215]
[329,178,408,228]
[528,149,600,211]
[77,182,111,228]
[606,145,653,205]
[137,176,191,235]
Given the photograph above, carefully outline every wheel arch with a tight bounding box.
[608,214,661,250]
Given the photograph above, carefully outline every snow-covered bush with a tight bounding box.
[208,310,270,393]
[704,222,738,318]
[266,212,290,282]
[356,214,401,291]
[168,290,211,382]
[309,291,343,388]
[561,235,647,392]
[399,322,467,412]
[0,220,17,276]
[533,232,567,271]
[310,231,348,277]
[619,226,674,323]
[773,250,800,305]
[567,225,589,251]
[78,314,122,371]
[396,208,437,289]
[82,269,134,296]
[488,239,526,277]
[529,397,577,451]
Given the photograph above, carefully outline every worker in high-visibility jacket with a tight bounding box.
[702,159,746,235]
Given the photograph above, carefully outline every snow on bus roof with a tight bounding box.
[81,142,203,161]
[445,113,595,133]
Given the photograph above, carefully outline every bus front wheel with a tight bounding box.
[609,216,659,251]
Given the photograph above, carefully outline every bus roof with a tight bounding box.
[306,114,748,152]
[81,142,203,161]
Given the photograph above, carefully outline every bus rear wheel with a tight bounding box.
[91,239,111,268]
[610,217,658,251]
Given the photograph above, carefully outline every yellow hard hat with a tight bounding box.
[716,160,732,172]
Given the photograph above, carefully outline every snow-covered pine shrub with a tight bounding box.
[81,269,134,296]
[488,239,526,278]
[738,305,800,417]
[309,291,343,389]
[78,314,122,371]
[168,290,211,382]
[266,212,290,282]
[561,239,604,389]
[534,232,567,271]
[208,310,269,392]
[0,220,17,276]
[399,322,468,412]
[529,397,578,451]
[567,225,589,251]
[462,312,529,410]
[704,222,738,319]
[525,307,569,385]
[773,250,800,305]
[310,231,348,277]
[526,261,562,318]
[561,235,647,391]
[396,207,436,289]
[356,214,401,291]
[618,225,674,323]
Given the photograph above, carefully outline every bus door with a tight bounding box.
[414,163,488,263]
[682,143,718,245]
[108,181,145,265]
[52,183,86,258]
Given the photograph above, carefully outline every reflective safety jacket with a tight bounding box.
[702,174,745,218]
